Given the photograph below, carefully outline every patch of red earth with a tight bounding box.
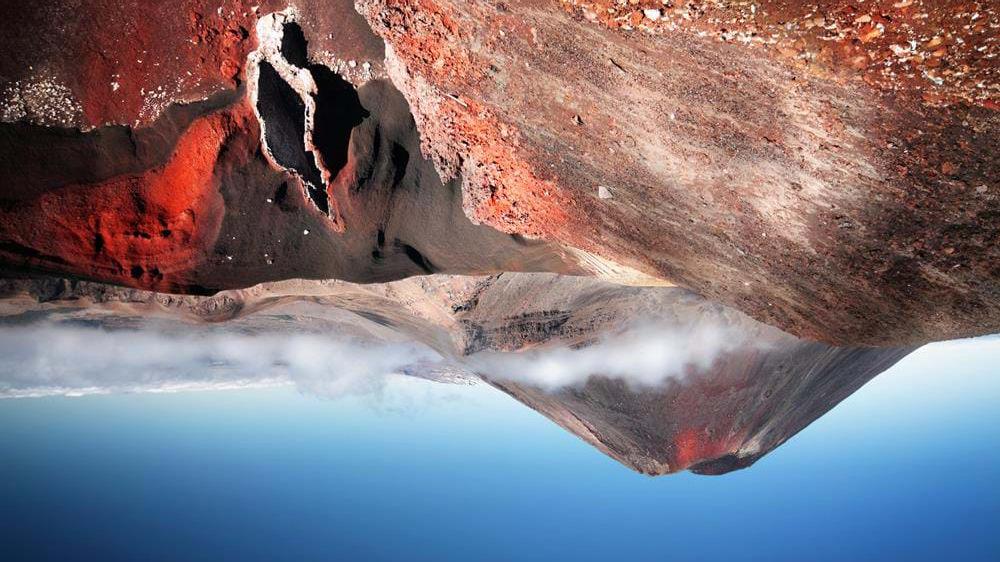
[0,1,280,128]
[451,98,574,238]
[361,0,473,83]
[360,0,574,239]
[671,427,743,471]
[560,0,998,108]
[77,3,257,127]
[0,101,259,291]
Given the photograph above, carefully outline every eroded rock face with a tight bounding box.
[0,4,582,295]
[357,0,1000,346]
[0,272,913,475]
[0,0,997,347]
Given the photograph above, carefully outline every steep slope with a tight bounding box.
[490,343,909,475]
[0,272,913,475]
[358,0,999,346]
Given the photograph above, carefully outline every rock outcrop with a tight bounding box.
[1,1,997,346]
[358,0,999,346]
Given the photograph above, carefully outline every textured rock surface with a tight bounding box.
[0,4,587,295]
[358,0,999,346]
[0,272,912,475]
[561,1,998,109]
[0,0,997,347]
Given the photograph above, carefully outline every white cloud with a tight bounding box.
[468,320,753,390]
[0,325,443,399]
[0,316,760,399]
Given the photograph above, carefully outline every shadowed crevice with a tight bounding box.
[254,61,329,214]
[279,21,309,68]
[396,240,436,274]
[279,21,369,182]
[311,64,369,179]
[689,453,761,475]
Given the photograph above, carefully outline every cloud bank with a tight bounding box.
[469,321,749,390]
[0,325,443,399]
[0,318,754,398]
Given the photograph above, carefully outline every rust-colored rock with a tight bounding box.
[1,0,998,347]
[358,0,999,346]
[0,4,580,294]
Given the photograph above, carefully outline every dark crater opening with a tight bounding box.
[279,23,309,68]
[281,21,369,181]
[255,61,329,214]
[311,65,369,178]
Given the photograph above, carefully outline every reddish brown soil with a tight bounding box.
[359,0,1000,346]
[0,101,258,291]
[561,0,998,108]
[0,1,286,128]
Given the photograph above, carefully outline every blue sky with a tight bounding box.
[0,337,997,561]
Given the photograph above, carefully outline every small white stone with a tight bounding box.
[303,229,310,235]
[598,185,614,200]
[643,9,662,21]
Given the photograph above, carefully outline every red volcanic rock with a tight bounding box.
[0,0,274,128]
[561,0,998,109]
[0,101,255,291]
[0,2,580,294]
[0,0,998,347]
